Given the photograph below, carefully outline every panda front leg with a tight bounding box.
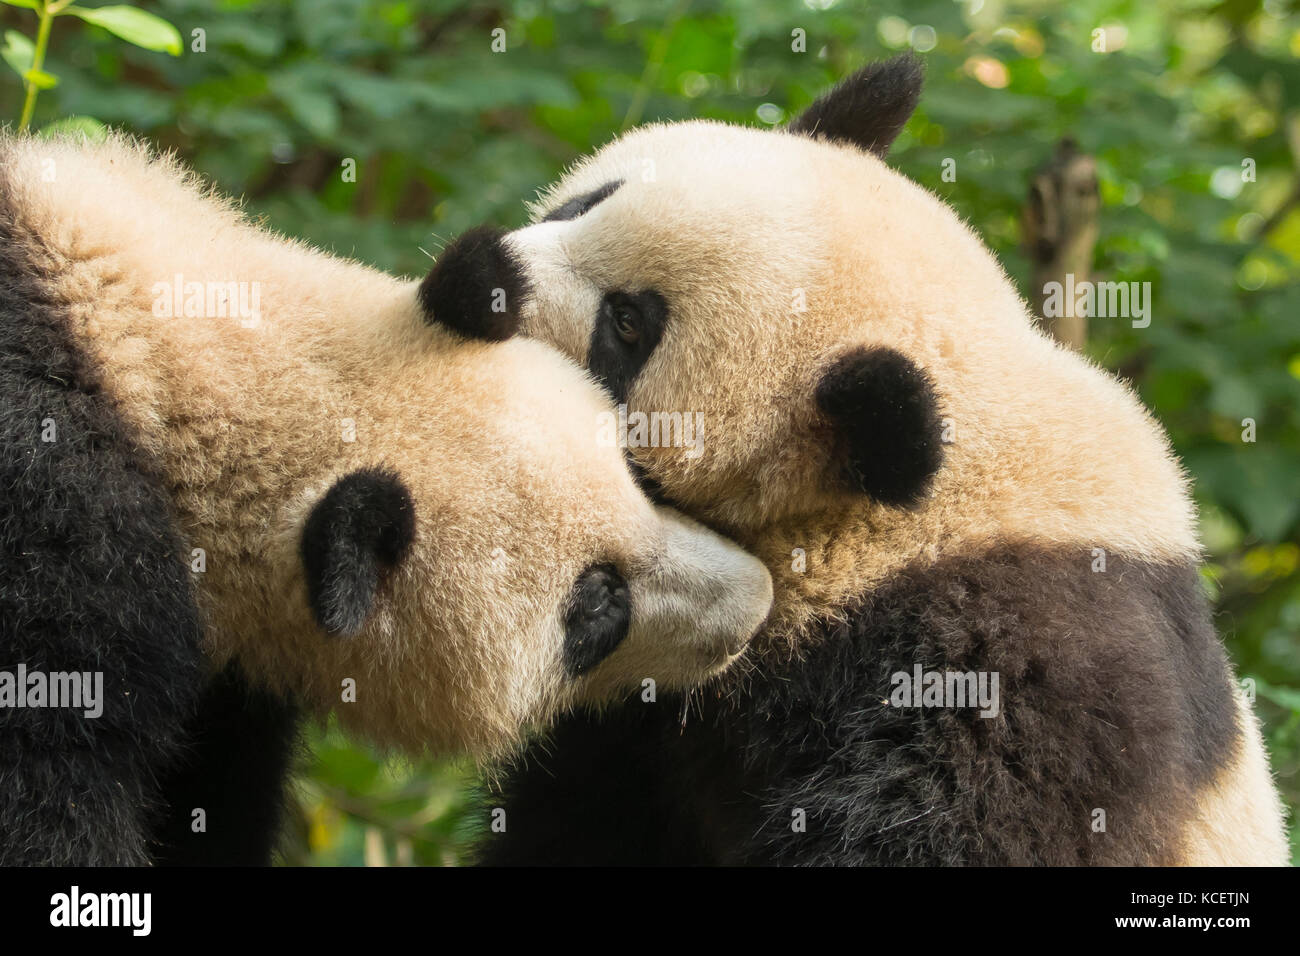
[0,464,204,864]
[0,384,205,862]
[0,264,208,864]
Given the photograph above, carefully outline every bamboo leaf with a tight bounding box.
[64,5,183,56]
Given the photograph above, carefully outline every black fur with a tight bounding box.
[301,467,416,638]
[587,290,668,404]
[151,664,299,865]
[480,546,1240,865]
[418,225,530,341]
[541,180,623,222]
[787,53,923,157]
[816,346,944,506]
[0,182,205,865]
[563,564,632,677]
[625,455,668,503]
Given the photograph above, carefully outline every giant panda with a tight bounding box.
[0,133,773,866]
[469,54,1289,865]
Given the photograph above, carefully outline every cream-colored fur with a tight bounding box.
[1,133,772,760]
[503,119,1286,863]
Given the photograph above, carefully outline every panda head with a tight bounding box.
[246,334,771,760]
[472,53,1200,636]
[486,54,965,536]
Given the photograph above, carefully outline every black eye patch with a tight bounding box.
[587,290,668,405]
[541,180,623,222]
[563,564,632,677]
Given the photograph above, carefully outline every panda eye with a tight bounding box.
[589,289,669,405]
[612,303,641,344]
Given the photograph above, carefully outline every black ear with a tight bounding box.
[786,53,923,157]
[816,346,944,507]
[417,225,530,342]
[301,468,416,637]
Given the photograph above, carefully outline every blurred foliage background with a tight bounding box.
[3,0,1297,865]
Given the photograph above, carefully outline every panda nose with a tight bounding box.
[417,225,532,342]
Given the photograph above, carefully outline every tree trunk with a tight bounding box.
[1021,137,1100,350]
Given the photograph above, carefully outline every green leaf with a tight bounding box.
[40,115,107,142]
[23,67,57,89]
[65,5,183,56]
[0,1,40,11]
[1,29,34,79]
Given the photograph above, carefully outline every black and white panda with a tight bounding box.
[472,55,1288,865]
[0,133,773,866]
